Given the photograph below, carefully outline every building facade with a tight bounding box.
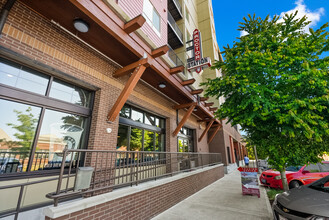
[0,0,244,219]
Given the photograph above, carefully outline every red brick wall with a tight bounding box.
[0,0,209,155]
[45,165,224,220]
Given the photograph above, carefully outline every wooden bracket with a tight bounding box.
[198,119,215,142]
[208,124,222,144]
[173,102,198,110]
[209,107,218,111]
[180,79,196,86]
[151,45,169,58]
[113,58,148,78]
[200,97,209,101]
[124,15,146,34]
[197,118,212,122]
[107,65,147,122]
[170,65,184,75]
[204,102,214,107]
[172,103,197,136]
[191,89,203,95]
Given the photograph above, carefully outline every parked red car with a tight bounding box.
[259,161,329,189]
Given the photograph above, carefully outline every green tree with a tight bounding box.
[202,12,329,191]
[1,107,38,157]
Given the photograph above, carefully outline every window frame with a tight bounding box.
[142,0,161,36]
[0,57,94,179]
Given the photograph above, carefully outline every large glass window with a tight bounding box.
[0,58,93,176]
[177,127,194,152]
[117,105,165,152]
[143,0,161,34]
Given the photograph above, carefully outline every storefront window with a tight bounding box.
[49,79,91,108]
[178,127,194,152]
[0,58,93,176]
[0,99,42,174]
[0,60,49,95]
[117,105,165,152]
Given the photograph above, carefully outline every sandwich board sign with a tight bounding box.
[238,167,260,198]
[186,29,211,74]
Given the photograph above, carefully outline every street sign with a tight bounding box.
[238,167,260,198]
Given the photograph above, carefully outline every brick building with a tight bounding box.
[0,0,245,219]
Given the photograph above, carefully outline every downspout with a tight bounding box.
[0,0,16,37]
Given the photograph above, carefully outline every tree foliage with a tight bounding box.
[202,12,329,190]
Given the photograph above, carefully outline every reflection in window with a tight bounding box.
[120,106,130,118]
[130,128,143,151]
[144,130,155,151]
[49,79,91,108]
[34,110,86,171]
[0,60,49,95]
[131,109,143,123]
[155,133,165,152]
[145,114,155,126]
[117,125,129,151]
[0,99,41,174]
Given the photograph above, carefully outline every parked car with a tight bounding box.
[260,161,329,189]
[0,158,22,174]
[272,175,329,220]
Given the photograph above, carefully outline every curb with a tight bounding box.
[262,186,274,219]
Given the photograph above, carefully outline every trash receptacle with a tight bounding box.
[74,167,94,191]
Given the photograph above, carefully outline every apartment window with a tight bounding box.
[143,0,161,35]
[0,58,92,176]
[118,104,165,152]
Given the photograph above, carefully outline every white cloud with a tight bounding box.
[278,0,325,33]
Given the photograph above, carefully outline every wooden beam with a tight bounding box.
[211,123,222,127]
[170,65,184,75]
[107,65,147,122]
[204,102,214,107]
[172,104,197,136]
[208,125,222,144]
[180,79,196,86]
[173,102,198,110]
[198,119,215,142]
[191,89,203,95]
[209,107,218,111]
[151,45,169,58]
[124,14,146,34]
[200,97,209,101]
[197,118,212,122]
[113,58,148,77]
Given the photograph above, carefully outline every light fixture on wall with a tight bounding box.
[158,82,166,88]
[73,18,89,33]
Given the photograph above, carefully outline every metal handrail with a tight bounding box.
[0,176,63,220]
[168,44,184,67]
[167,11,183,42]
[47,149,222,206]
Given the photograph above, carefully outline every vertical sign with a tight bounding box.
[187,29,211,73]
[238,167,260,198]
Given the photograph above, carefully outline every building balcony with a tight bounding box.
[168,11,183,49]
[168,45,184,68]
[168,0,183,21]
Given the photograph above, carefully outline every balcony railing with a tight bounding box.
[46,149,222,206]
[168,11,183,49]
[168,45,184,67]
[168,0,183,20]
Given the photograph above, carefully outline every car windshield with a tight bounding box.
[309,176,329,193]
[286,166,302,172]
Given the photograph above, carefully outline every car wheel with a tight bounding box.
[289,180,302,189]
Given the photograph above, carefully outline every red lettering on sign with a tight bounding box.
[193,29,201,61]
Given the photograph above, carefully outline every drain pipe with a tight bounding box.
[0,0,16,37]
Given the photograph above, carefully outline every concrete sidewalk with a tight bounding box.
[152,170,273,220]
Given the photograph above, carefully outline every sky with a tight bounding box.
[212,0,329,56]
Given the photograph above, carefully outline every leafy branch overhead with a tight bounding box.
[203,11,329,142]
[202,11,329,191]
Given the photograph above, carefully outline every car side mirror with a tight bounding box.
[302,170,310,174]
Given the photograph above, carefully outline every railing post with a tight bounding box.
[14,185,24,220]
[54,146,68,207]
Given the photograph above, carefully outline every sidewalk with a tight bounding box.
[152,170,273,220]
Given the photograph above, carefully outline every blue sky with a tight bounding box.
[213,0,329,55]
